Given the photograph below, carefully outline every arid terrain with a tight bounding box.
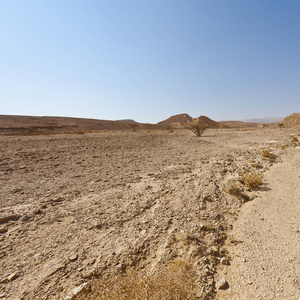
[0,125,299,299]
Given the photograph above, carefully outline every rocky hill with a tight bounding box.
[281,113,300,129]
[193,116,230,129]
[157,113,193,128]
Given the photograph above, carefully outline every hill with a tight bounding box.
[193,115,230,129]
[281,113,300,129]
[157,113,193,128]
[0,115,160,135]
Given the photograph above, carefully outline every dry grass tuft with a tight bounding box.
[261,150,276,159]
[280,144,289,150]
[225,180,241,196]
[241,172,263,189]
[73,261,197,300]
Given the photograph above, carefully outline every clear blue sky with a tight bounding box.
[0,1,299,123]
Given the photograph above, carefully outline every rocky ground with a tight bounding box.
[217,145,300,300]
[0,128,298,299]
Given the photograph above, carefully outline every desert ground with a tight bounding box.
[0,128,299,299]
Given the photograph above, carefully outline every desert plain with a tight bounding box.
[0,127,299,299]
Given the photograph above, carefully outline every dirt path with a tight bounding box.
[218,147,300,299]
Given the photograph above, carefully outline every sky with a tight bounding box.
[0,0,299,123]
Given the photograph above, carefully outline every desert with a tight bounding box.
[0,117,299,299]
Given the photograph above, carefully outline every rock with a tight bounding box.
[20,215,29,222]
[33,209,42,214]
[0,227,8,233]
[0,293,6,298]
[64,283,88,300]
[220,257,229,265]
[82,270,95,279]
[116,263,126,272]
[219,248,226,255]
[0,215,20,224]
[7,272,18,281]
[199,223,212,231]
[69,254,78,262]
[218,278,228,289]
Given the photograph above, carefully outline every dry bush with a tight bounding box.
[225,180,241,196]
[291,135,299,143]
[185,123,208,137]
[261,150,276,159]
[127,123,139,132]
[73,261,197,300]
[241,172,263,189]
[280,144,289,150]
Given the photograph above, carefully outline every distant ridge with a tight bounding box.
[157,113,193,127]
[0,115,160,135]
[243,117,284,124]
[220,120,259,128]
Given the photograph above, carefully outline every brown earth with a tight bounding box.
[0,128,299,299]
[0,115,160,135]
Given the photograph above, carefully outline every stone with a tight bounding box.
[20,215,29,222]
[218,278,228,289]
[0,215,20,224]
[64,283,88,300]
[7,273,18,281]
[220,257,229,265]
[69,254,78,262]
[0,227,8,233]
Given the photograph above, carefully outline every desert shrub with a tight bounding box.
[127,123,139,132]
[280,144,289,150]
[261,150,276,159]
[291,135,299,143]
[225,180,241,196]
[73,261,197,300]
[185,123,208,137]
[241,172,263,189]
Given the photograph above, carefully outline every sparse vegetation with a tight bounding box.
[74,261,197,300]
[127,123,139,132]
[185,122,208,137]
[261,150,276,159]
[241,172,263,189]
[225,180,241,196]
[280,144,289,150]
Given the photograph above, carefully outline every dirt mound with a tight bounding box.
[193,116,230,129]
[0,115,160,135]
[157,113,193,128]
